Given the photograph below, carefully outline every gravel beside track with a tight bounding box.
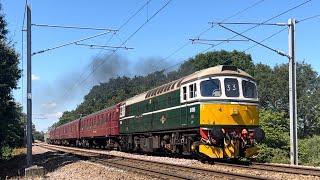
[206,161,320,178]
[193,163,320,180]
[91,155,269,180]
[251,162,320,176]
[37,143,320,180]
[45,160,155,180]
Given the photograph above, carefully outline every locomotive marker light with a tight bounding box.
[208,18,298,165]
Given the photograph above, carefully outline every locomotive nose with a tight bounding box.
[253,127,265,143]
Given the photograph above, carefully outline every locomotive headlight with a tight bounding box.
[231,108,239,115]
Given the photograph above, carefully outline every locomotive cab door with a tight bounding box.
[180,86,188,126]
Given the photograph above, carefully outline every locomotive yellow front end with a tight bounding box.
[188,66,265,159]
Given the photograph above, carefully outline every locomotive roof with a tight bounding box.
[125,65,253,105]
[181,65,253,84]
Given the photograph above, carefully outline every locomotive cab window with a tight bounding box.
[224,78,239,97]
[242,80,257,98]
[201,78,221,97]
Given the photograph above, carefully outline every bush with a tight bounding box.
[255,143,289,163]
[299,135,320,166]
[1,146,13,160]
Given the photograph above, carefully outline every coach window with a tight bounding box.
[224,78,239,97]
[86,119,88,128]
[201,78,221,97]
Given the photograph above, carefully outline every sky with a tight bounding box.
[2,0,319,131]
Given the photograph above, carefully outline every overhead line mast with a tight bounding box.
[26,4,32,167]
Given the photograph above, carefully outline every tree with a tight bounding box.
[0,3,23,158]
[255,62,320,138]
[178,50,255,76]
[254,63,289,111]
[255,109,290,163]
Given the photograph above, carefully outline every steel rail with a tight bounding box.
[36,143,271,180]
[214,162,320,177]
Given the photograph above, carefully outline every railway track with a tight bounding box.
[214,161,320,177]
[36,143,272,180]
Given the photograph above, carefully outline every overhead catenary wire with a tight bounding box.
[190,38,249,42]
[243,27,287,52]
[163,0,312,73]
[208,22,287,26]
[147,0,266,73]
[59,0,171,108]
[31,24,118,31]
[201,0,312,54]
[218,23,289,57]
[57,0,152,106]
[32,31,111,55]
[297,14,320,23]
[75,42,133,50]
[244,14,320,53]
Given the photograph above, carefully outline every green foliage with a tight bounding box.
[255,144,289,164]
[0,146,13,160]
[178,50,255,76]
[33,131,44,142]
[255,109,290,163]
[299,136,320,166]
[0,3,24,159]
[254,64,288,111]
[259,109,289,149]
[256,62,320,138]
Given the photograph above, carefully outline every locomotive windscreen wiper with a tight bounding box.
[209,77,221,96]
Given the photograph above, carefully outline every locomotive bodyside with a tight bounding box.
[119,65,264,158]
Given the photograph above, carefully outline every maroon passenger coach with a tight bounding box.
[49,104,120,149]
